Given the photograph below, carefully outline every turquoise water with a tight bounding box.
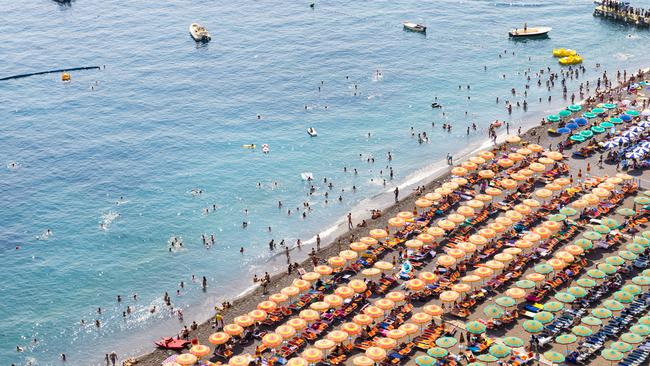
[1,0,649,364]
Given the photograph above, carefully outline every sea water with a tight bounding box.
[1,0,649,364]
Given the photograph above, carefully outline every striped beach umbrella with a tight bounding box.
[414,355,435,366]
[639,316,650,325]
[543,351,565,363]
[466,321,486,334]
[633,276,650,286]
[584,231,602,240]
[598,263,617,274]
[489,343,511,358]
[577,278,597,288]
[592,308,612,319]
[501,336,524,347]
[534,264,553,275]
[593,224,611,234]
[555,334,577,345]
[619,251,638,261]
[627,243,645,254]
[622,284,642,296]
[534,311,555,324]
[606,256,625,267]
[574,238,593,249]
[630,324,650,336]
[435,337,457,348]
[568,286,587,298]
[544,301,564,312]
[477,354,498,363]
[614,291,634,303]
[611,341,633,353]
[601,348,624,361]
[572,325,593,337]
[495,296,516,307]
[483,305,504,319]
[427,347,448,359]
[581,316,602,326]
[515,280,536,289]
[617,208,635,216]
[634,237,650,247]
[587,269,606,279]
[603,300,624,311]
[554,292,576,303]
[522,320,544,333]
[621,333,643,343]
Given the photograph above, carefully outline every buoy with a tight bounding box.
[61,73,71,81]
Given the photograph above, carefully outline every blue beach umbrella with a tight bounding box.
[622,130,639,138]
[620,114,632,122]
[557,127,571,134]
[574,117,588,126]
[603,140,619,149]
[626,151,643,159]
[566,123,579,130]
[612,136,629,144]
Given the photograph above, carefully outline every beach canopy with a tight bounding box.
[581,316,602,326]
[547,115,560,122]
[544,301,564,312]
[601,349,624,361]
[501,336,524,347]
[544,351,565,363]
[522,320,544,333]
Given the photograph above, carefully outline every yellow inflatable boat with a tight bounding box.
[552,48,577,57]
[558,55,583,65]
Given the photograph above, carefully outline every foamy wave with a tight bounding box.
[614,52,633,61]
[100,211,120,231]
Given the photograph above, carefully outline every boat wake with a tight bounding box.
[100,211,120,231]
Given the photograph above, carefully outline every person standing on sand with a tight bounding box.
[316,234,321,250]
[109,351,117,366]
[347,213,353,229]
[394,187,399,202]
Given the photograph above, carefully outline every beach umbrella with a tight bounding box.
[603,103,617,109]
[435,337,457,348]
[575,117,588,126]
[633,276,650,286]
[522,320,544,333]
[489,343,511,358]
[572,325,593,337]
[600,121,614,128]
[587,269,606,279]
[544,351,565,363]
[635,196,650,205]
[176,354,198,366]
[575,238,593,249]
[560,207,578,216]
[534,264,554,275]
[601,218,620,229]
[640,316,650,325]
[630,324,650,336]
[635,236,650,247]
[592,108,605,114]
[557,127,571,134]
[584,112,597,119]
[544,301,564,312]
[427,347,448,359]
[626,110,640,116]
[414,355,435,366]
[548,214,567,222]
[612,136,630,145]
[603,140,619,149]
[515,280,536,289]
[484,304,504,318]
[351,356,374,366]
[630,126,646,133]
[568,286,587,298]
[617,208,636,216]
[611,341,633,353]
[592,308,612,319]
[568,104,582,112]
[622,333,643,343]
[610,117,624,124]
[326,330,348,344]
[627,243,645,254]
[592,126,606,134]
[547,115,560,122]
[466,321,486,334]
[559,110,571,118]
[598,263,616,274]
[495,296,516,307]
[555,292,576,303]
[467,363,486,366]
[577,278,597,288]
[601,349,624,362]
[581,316,602,326]
[621,284,641,296]
[584,231,602,241]
[534,311,555,324]
[375,337,397,350]
[502,336,524,348]
[606,256,625,266]
[477,354,498,363]
[556,333,577,345]
[581,130,594,138]
[286,358,308,366]
[593,224,611,234]
[365,347,387,362]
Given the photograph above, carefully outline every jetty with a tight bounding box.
[594,1,650,27]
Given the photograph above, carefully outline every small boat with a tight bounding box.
[307,127,318,137]
[509,26,551,37]
[189,23,211,42]
[155,337,190,350]
[403,22,426,33]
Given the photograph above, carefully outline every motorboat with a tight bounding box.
[403,22,426,33]
[509,26,551,37]
[307,127,318,137]
[189,23,211,42]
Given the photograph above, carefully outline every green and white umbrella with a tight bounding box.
[601,348,624,361]
[555,333,577,345]
[602,218,620,228]
[488,343,511,358]
[581,316,602,326]
[574,238,593,249]
[427,347,448,359]
[534,264,553,275]
[614,291,634,303]
[621,333,643,343]
[592,308,613,319]
[634,196,650,205]
[554,292,576,303]
[465,321,486,334]
[544,301,564,312]
[560,207,578,216]
[617,208,636,216]
[627,243,645,254]
[587,269,606,279]
[634,237,650,247]
[522,320,544,333]
[593,224,611,234]
[435,336,457,348]
[572,325,593,337]
[633,276,650,286]
[477,354,498,363]
[515,280,536,289]
[598,263,617,274]
[467,363,486,366]
[603,299,624,311]
[576,278,597,288]
[610,341,633,353]
[501,336,524,348]
[483,305,504,319]
[534,311,555,324]
[622,284,642,296]
[638,316,650,326]
[643,231,650,240]
[584,231,603,240]
[567,286,587,298]
[619,250,638,261]
[630,324,650,336]
[548,214,567,222]
[415,355,435,366]
[606,256,625,266]
[495,296,516,307]
[543,351,565,363]
[644,269,650,277]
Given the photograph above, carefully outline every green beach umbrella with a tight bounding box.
[619,250,638,261]
[489,343,511,358]
[611,341,633,353]
[483,304,504,319]
[495,296,516,307]
[632,276,650,286]
[534,264,554,275]
[547,114,561,122]
[630,324,650,336]
[644,269,650,277]
[522,320,544,333]
[634,236,650,247]
[597,263,617,274]
[465,321,486,334]
[592,108,605,114]
[622,284,642,296]
[581,130,594,138]
[548,213,567,222]
[592,308,612,319]
[543,351,565,363]
[584,231,603,240]
[603,299,624,311]
[609,117,623,124]
[601,348,624,361]
[614,291,633,303]
[501,336,524,347]
[427,347,448,358]
[635,197,650,205]
[583,112,597,119]
[605,256,625,266]
[572,325,593,337]
[467,363,486,366]
[544,301,564,312]
[415,355,435,366]
[477,354,498,363]
[567,286,587,298]
[555,333,577,344]
[587,269,606,279]
[602,218,619,228]
[534,311,555,324]
[515,280,536,289]
[639,316,650,325]
[643,231,650,239]
[575,238,593,249]
[603,103,617,109]
[627,243,645,254]
[621,333,643,343]
[571,134,586,142]
[600,121,614,128]
[581,316,602,326]
[568,104,582,112]
[577,278,597,288]
[626,110,640,116]
[617,208,636,216]
[593,224,611,234]
[560,207,578,216]
[435,336,457,348]
[558,110,572,118]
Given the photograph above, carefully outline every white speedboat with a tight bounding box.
[509,26,551,37]
[403,22,426,33]
[189,23,211,42]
